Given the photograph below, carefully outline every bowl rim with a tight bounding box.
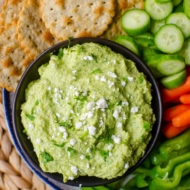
[12,37,163,187]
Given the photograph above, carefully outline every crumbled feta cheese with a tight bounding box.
[84,55,93,60]
[76,122,83,129]
[86,148,91,153]
[113,110,120,119]
[109,152,112,157]
[56,113,61,118]
[80,155,85,160]
[86,111,93,118]
[75,91,79,96]
[59,126,66,132]
[87,102,95,110]
[52,135,55,139]
[108,80,114,88]
[124,163,129,169]
[28,123,34,130]
[54,88,59,93]
[100,76,107,82]
[70,139,76,146]
[69,85,75,90]
[117,122,122,128]
[47,86,52,91]
[72,70,77,74]
[107,144,114,150]
[95,75,100,80]
[63,132,68,139]
[71,166,78,175]
[96,98,108,109]
[70,110,75,114]
[121,81,126,87]
[108,71,117,78]
[65,97,69,101]
[86,163,90,169]
[130,107,138,113]
[128,77,134,82]
[88,126,96,136]
[54,93,61,98]
[36,138,41,144]
[122,101,129,106]
[112,135,121,144]
[68,176,74,180]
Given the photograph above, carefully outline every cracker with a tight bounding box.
[0,24,32,91]
[101,0,144,40]
[0,0,26,28]
[17,0,60,59]
[40,0,115,40]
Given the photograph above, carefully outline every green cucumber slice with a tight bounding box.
[134,33,154,40]
[154,24,184,54]
[173,0,182,7]
[145,0,173,20]
[184,0,190,19]
[157,54,185,76]
[166,12,190,38]
[135,38,154,49]
[121,9,150,36]
[156,0,172,2]
[174,3,184,12]
[161,70,187,89]
[115,35,140,55]
[179,37,190,65]
[150,19,166,35]
[143,48,162,61]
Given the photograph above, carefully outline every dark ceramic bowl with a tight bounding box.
[12,37,163,187]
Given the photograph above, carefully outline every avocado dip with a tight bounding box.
[21,42,155,183]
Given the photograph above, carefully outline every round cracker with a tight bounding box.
[0,24,32,91]
[101,0,144,40]
[17,0,60,59]
[40,0,115,40]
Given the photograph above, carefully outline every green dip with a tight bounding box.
[21,43,155,182]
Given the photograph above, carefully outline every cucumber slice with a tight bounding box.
[154,24,184,54]
[121,9,150,36]
[115,35,140,55]
[174,3,184,12]
[135,38,154,49]
[179,37,190,65]
[161,70,187,89]
[134,33,154,40]
[157,54,185,76]
[145,0,173,20]
[173,0,182,7]
[156,0,172,2]
[143,48,162,61]
[150,19,166,35]
[184,0,190,19]
[166,12,190,38]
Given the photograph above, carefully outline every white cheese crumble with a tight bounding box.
[95,75,100,80]
[47,86,52,91]
[112,135,121,144]
[107,144,114,150]
[84,55,93,61]
[130,107,138,113]
[70,139,76,146]
[63,132,68,139]
[113,110,120,119]
[71,166,78,175]
[36,138,41,144]
[59,126,66,132]
[100,76,107,82]
[69,85,75,90]
[122,101,129,106]
[121,81,126,87]
[54,88,59,93]
[108,71,117,78]
[109,152,112,157]
[88,126,96,136]
[28,123,34,130]
[117,122,122,128]
[76,122,83,129]
[56,113,61,118]
[86,163,90,169]
[68,176,74,180]
[86,148,91,153]
[83,90,87,96]
[124,163,129,169]
[72,70,77,74]
[96,98,108,109]
[75,91,79,96]
[108,80,114,88]
[128,77,134,82]
[80,155,85,160]
[87,102,95,110]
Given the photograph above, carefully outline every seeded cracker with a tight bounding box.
[17,0,60,59]
[40,0,115,40]
[101,0,144,40]
[0,24,32,91]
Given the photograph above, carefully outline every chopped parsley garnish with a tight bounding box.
[99,150,109,161]
[58,48,63,59]
[108,102,115,109]
[90,53,98,62]
[35,100,39,106]
[139,75,144,84]
[51,140,66,147]
[123,77,128,82]
[90,68,102,74]
[40,152,53,163]
[97,126,113,144]
[67,147,75,156]
[59,121,72,129]
[75,95,88,108]
[85,155,91,160]
[25,114,35,121]
[117,100,122,106]
[143,121,151,132]
[77,45,85,53]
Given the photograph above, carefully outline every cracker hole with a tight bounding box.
[50,8,53,11]
[76,5,80,7]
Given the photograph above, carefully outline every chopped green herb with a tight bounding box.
[58,48,63,59]
[75,95,87,109]
[123,77,128,82]
[79,130,88,140]
[85,155,91,160]
[97,126,113,144]
[90,68,102,74]
[23,129,27,133]
[77,45,85,53]
[108,102,115,109]
[139,75,144,84]
[51,140,66,147]
[67,102,72,105]
[99,150,109,161]
[40,152,53,163]
[90,53,98,62]
[143,121,151,132]
[59,122,72,129]
[25,114,35,121]
[67,147,75,156]
[117,100,122,106]
[35,100,39,106]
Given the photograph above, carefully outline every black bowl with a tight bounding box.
[12,37,163,187]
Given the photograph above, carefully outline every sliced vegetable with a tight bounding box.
[161,69,187,89]
[142,47,162,61]
[154,24,184,54]
[180,93,190,104]
[172,0,183,6]
[150,19,165,35]
[121,9,150,36]
[174,3,184,12]
[166,12,190,38]
[157,54,185,76]
[156,0,172,2]
[179,37,190,65]
[145,0,173,20]
[115,35,140,55]
[183,0,190,19]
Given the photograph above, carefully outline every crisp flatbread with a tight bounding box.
[40,0,116,40]
[17,0,60,59]
[101,0,144,40]
[0,24,32,91]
